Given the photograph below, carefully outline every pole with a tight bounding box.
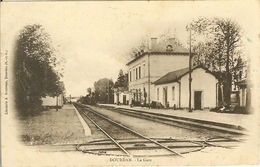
[148,53,151,108]
[107,80,110,104]
[189,25,192,112]
[56,94,58,111]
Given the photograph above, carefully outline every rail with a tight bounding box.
[74,103,183,157]
[73,103,243,157]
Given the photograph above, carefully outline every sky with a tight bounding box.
[2,1,259,97]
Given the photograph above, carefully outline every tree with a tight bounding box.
[13,24,63,116]
[188,17,244,105]
[87,87,92,96]
[192,41,226,72]
[114,69,128,88]
[127,28,184,61]
[94,78,114,104]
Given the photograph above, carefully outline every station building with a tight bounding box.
[126,38,190,105]
[153,65,218,109]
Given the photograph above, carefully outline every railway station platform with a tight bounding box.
[69,104,91,136]
[98,104,256,132]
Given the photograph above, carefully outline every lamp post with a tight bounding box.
[54,91,58,111]
[116,88,119,105]
[56,93,58,111]
[107,81,110,104]
[188,25,193,113]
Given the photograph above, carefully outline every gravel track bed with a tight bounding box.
[79,108,141,140]
[84,105,213,141]
[97,105,239,139]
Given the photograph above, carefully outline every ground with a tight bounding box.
[18,107,89,145]
[12,104,258,166]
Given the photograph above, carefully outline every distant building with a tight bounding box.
[235,80,248,107]
[42,94,64,108]
[153,65,218,109]
[114,87,129,105]
[126,38,190,105]
[42,81,65,108]
[233,61,251,110]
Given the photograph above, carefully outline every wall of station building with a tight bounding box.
[154,68,218,109]
[128,56,148,83]
[128,54,189,83]
[154,82,180,108]
[180,68,217,109]
[150,55,189,77]
[128,53,189,105]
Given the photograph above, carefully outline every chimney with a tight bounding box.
[151,38,157,49]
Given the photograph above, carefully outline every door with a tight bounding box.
[194,91,202,110]
[163,87,167,106]
[123,95,126,105]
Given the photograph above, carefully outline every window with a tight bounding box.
[172,86,175,100]
[143,63,145,77]
[133,69,135,81]
[136,67,138,80]
[129,71,132,82]
[157,88,159,100]
[139,66,141,79]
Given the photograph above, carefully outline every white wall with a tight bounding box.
[181,68,217,108]
[155,82,180,108]
[150,55,189,78]
[128,53,189,104]
[114,92,130,105]
[119,92,129,104]
[154,68,217,109]
[128,55,148,82]
[42,94,63,107]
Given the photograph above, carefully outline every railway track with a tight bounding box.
[74,103,184,157]
[98,105,246,136]
[73,103,243,157]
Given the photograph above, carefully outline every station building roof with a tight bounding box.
[153,65,216,85]
[126,38,190,66]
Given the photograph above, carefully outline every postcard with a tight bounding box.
[1,0,259,166]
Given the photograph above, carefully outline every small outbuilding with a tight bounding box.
[113,87,129,105]
[42,94,64,109]
[153,65,218,110]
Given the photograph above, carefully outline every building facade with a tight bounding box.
[114,90,129,105]
[127,38,190,105]
[234,60,251,109]
[153,66,218,109]
[42,94,64,108]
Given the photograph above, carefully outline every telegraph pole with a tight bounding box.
[189,25,193,113]
[56,94,58,111]
[107,80,109,104]
[148,52,151,108]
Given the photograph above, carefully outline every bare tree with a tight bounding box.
[189,17,244,105]
[126,28,184,61]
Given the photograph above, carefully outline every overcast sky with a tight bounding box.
[2,1,259,97]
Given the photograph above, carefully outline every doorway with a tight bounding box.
[163,87,167,106]
[123,95,126,105]
[194,91,202,110]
